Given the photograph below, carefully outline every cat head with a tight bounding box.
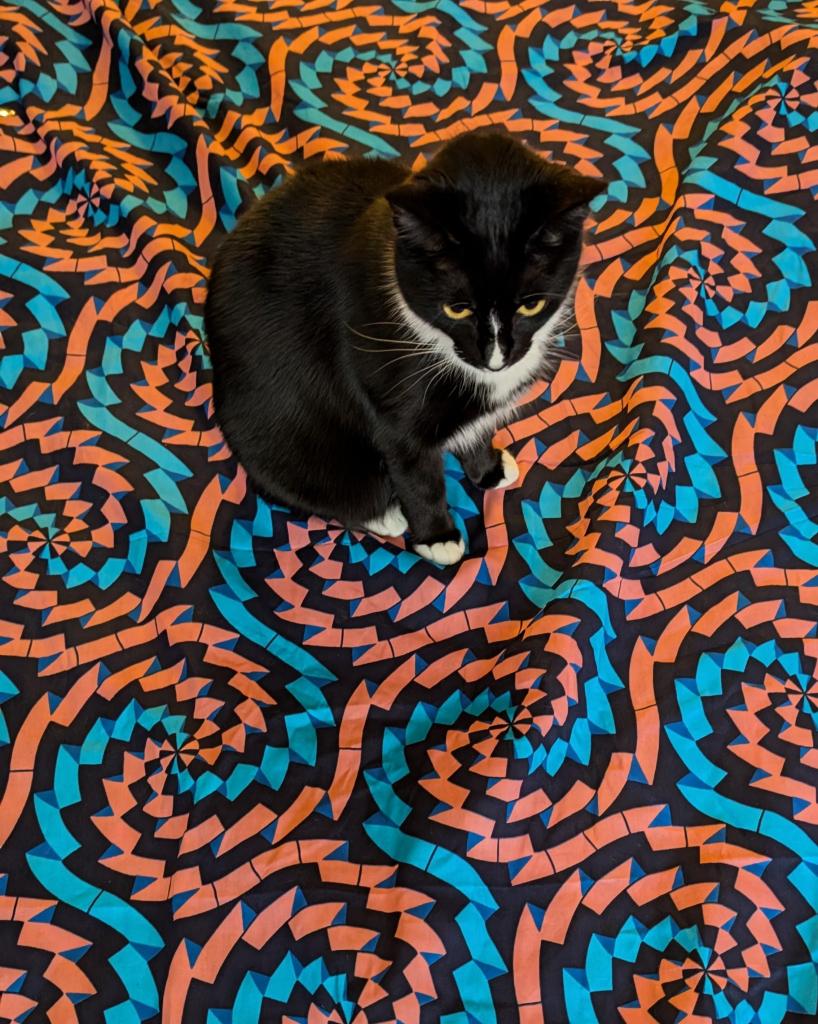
[386,133,604,388]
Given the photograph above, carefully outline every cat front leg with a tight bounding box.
[383,444,464,565]
[459,438,520,490]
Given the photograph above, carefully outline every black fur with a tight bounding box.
[204,132,603,559]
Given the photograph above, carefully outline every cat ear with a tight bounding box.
[237,178,257,213]
[556,173,607,213]
[554,175,606,232]
[386,182,451,253]
[526,172,605,250]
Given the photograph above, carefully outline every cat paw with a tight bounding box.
[363,505,409,538]
[478,449,519,490]
[413,535,465,566]
[495,449,519,488]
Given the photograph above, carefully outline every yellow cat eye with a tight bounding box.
[443,303,473,320]
[517,298,547,317]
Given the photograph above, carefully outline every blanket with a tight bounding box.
[1,0,817,1021]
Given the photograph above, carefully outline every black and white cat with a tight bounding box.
[204,132,603,565]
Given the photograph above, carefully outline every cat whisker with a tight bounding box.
[356,321,409,329]
[348,327,418,340]
[421,364,451,406]
[382,359,443,396]
[371,351,432,375]
[354,337,428,350]
[351,345,428,354]
[346,322,427,347]
[413,363,448,401]
[350,332,425,347]
[551,311,579,331]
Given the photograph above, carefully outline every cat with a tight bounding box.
[204,132,603,565]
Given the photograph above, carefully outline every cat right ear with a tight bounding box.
[386,184,449,253]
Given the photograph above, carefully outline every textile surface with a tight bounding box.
[1,0,818,1021]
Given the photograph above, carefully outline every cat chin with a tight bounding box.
[390,285,565,410]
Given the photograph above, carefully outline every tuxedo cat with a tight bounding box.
[205,132,603,564]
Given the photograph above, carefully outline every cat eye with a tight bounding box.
[517,298,547,317]
[443,303,473,320]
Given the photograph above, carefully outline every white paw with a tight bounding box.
[491,449,519,489]
[413,536,465,566]
[363,505,409,538]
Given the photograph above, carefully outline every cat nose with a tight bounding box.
[487,340,506,370]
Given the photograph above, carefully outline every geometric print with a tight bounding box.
[1,0,818,1022]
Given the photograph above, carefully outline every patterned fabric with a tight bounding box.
[1,0,818,1021]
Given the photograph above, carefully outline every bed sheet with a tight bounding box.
[1,0,818,1021]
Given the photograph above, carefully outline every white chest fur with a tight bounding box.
[391,285,569,455]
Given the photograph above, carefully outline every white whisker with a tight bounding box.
[370,351,430,375]
[421,364,450,406]
[346,323,427,347]
[382,359,441,397]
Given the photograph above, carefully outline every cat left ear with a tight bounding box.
[526,172,606,249]
[386,182,451,253]
[553,175,607,231]
[556,174,607,213]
